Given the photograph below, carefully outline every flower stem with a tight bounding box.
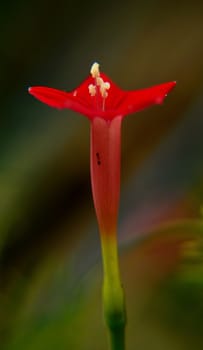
[109,326,125,350]
[100,233,126,350]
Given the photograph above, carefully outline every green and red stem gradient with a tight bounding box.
[28,62,176,349]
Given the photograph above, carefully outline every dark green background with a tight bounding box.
[1,1,203,349]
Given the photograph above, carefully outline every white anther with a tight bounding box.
[88,84,96,96]
[99,80,111,99]
[104,82,110,90]
[96,76,104,86]
[90,62,100,78]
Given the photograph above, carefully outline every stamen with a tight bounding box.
[90,62,100,78]
[88,84,97,96]
[104,82,110,90]
[100,85,108,99]
[96,76,103,86]
[100,81,110,99]
[88,62,111,110]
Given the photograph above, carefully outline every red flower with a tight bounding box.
[29,62,176,121]
[28,63,176,237]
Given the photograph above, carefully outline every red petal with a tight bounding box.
[28,87,70,109]
[28,79,176,120]
[122,81,176,116]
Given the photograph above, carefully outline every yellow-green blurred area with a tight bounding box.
[1,0,203,349]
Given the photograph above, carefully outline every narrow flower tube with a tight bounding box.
[90,116,122,237]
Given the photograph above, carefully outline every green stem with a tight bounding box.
[100,233,126,350]
[109,326,125,350]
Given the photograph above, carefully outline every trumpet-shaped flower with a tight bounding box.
[29,62,176,237]
[29,63,176,349]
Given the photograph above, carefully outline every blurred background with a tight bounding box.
[1,0,203,349]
